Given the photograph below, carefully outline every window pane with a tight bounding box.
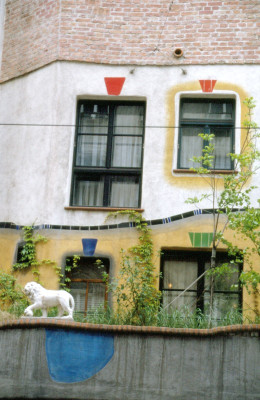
[114,105,144,135]
[164,260,198,290]
[76,135,107,167]
[74,178,104,206]
[109,176,139,207]
[112,136,142,167]
[205,261,240,292]
[182,101,233,120]
[204,292,240,320]
[211,127,232,169]
[162,290,197,312]
[70,282,87,313]
[70,264,105,280]
[162,260,198,311]
[87,282,106,314]
[179,126,203,168]
[79,104,109,134]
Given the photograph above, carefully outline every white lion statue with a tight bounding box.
[23,282,75,319]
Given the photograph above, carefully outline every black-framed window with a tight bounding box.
[71,101,145,208]
[160,250,242,320]
[66,257,109,315]
[178,99,235,170]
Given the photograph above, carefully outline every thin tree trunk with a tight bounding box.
[209,246,216,327]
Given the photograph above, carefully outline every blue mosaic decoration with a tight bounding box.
[45,329,114,383]
[0,208,244,231]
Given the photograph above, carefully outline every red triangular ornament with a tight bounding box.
[199,80,217,92]
[104,77,126,95]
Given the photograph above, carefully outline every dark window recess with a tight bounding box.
[160,250,242,320]
[17,243,24,263]
[71,101,145,208]
[178,99,235,170]
[66,257,109,315]
[16,242,27,263]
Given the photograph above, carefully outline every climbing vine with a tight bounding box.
[12,226,56,282]
[99,210,161,325]
[11,226,81,289]
[59,255,81,291]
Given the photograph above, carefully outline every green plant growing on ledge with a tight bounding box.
[83,304,259,327]
[98,210,161,326]
[0,271,28,317]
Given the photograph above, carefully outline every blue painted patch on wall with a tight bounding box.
[45,329,114,383]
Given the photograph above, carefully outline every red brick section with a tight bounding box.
[0,318,259,337]
[1,0,260,82]
[0,0,60,83]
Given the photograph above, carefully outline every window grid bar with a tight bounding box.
[77,133,143,137]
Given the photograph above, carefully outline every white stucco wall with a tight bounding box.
[0,61,259,226]
[0,0,5,68]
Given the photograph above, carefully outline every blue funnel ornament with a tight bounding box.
[82,238,98,256]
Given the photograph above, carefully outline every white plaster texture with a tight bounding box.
[0,61,259,226]
[0,0,5,68]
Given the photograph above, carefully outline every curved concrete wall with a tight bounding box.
[0,320,259,400]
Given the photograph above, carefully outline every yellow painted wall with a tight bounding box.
[1,213,259,317]
[0,231,20,273]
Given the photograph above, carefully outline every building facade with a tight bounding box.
[0,0,259,319]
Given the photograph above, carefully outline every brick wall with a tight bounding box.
[1,0,260,82]
[0,0,60,82]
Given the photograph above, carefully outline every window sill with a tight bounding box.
[65,206,144,212]
[173,169,238,175]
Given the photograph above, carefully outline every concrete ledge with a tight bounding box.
[0,318,259,337]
